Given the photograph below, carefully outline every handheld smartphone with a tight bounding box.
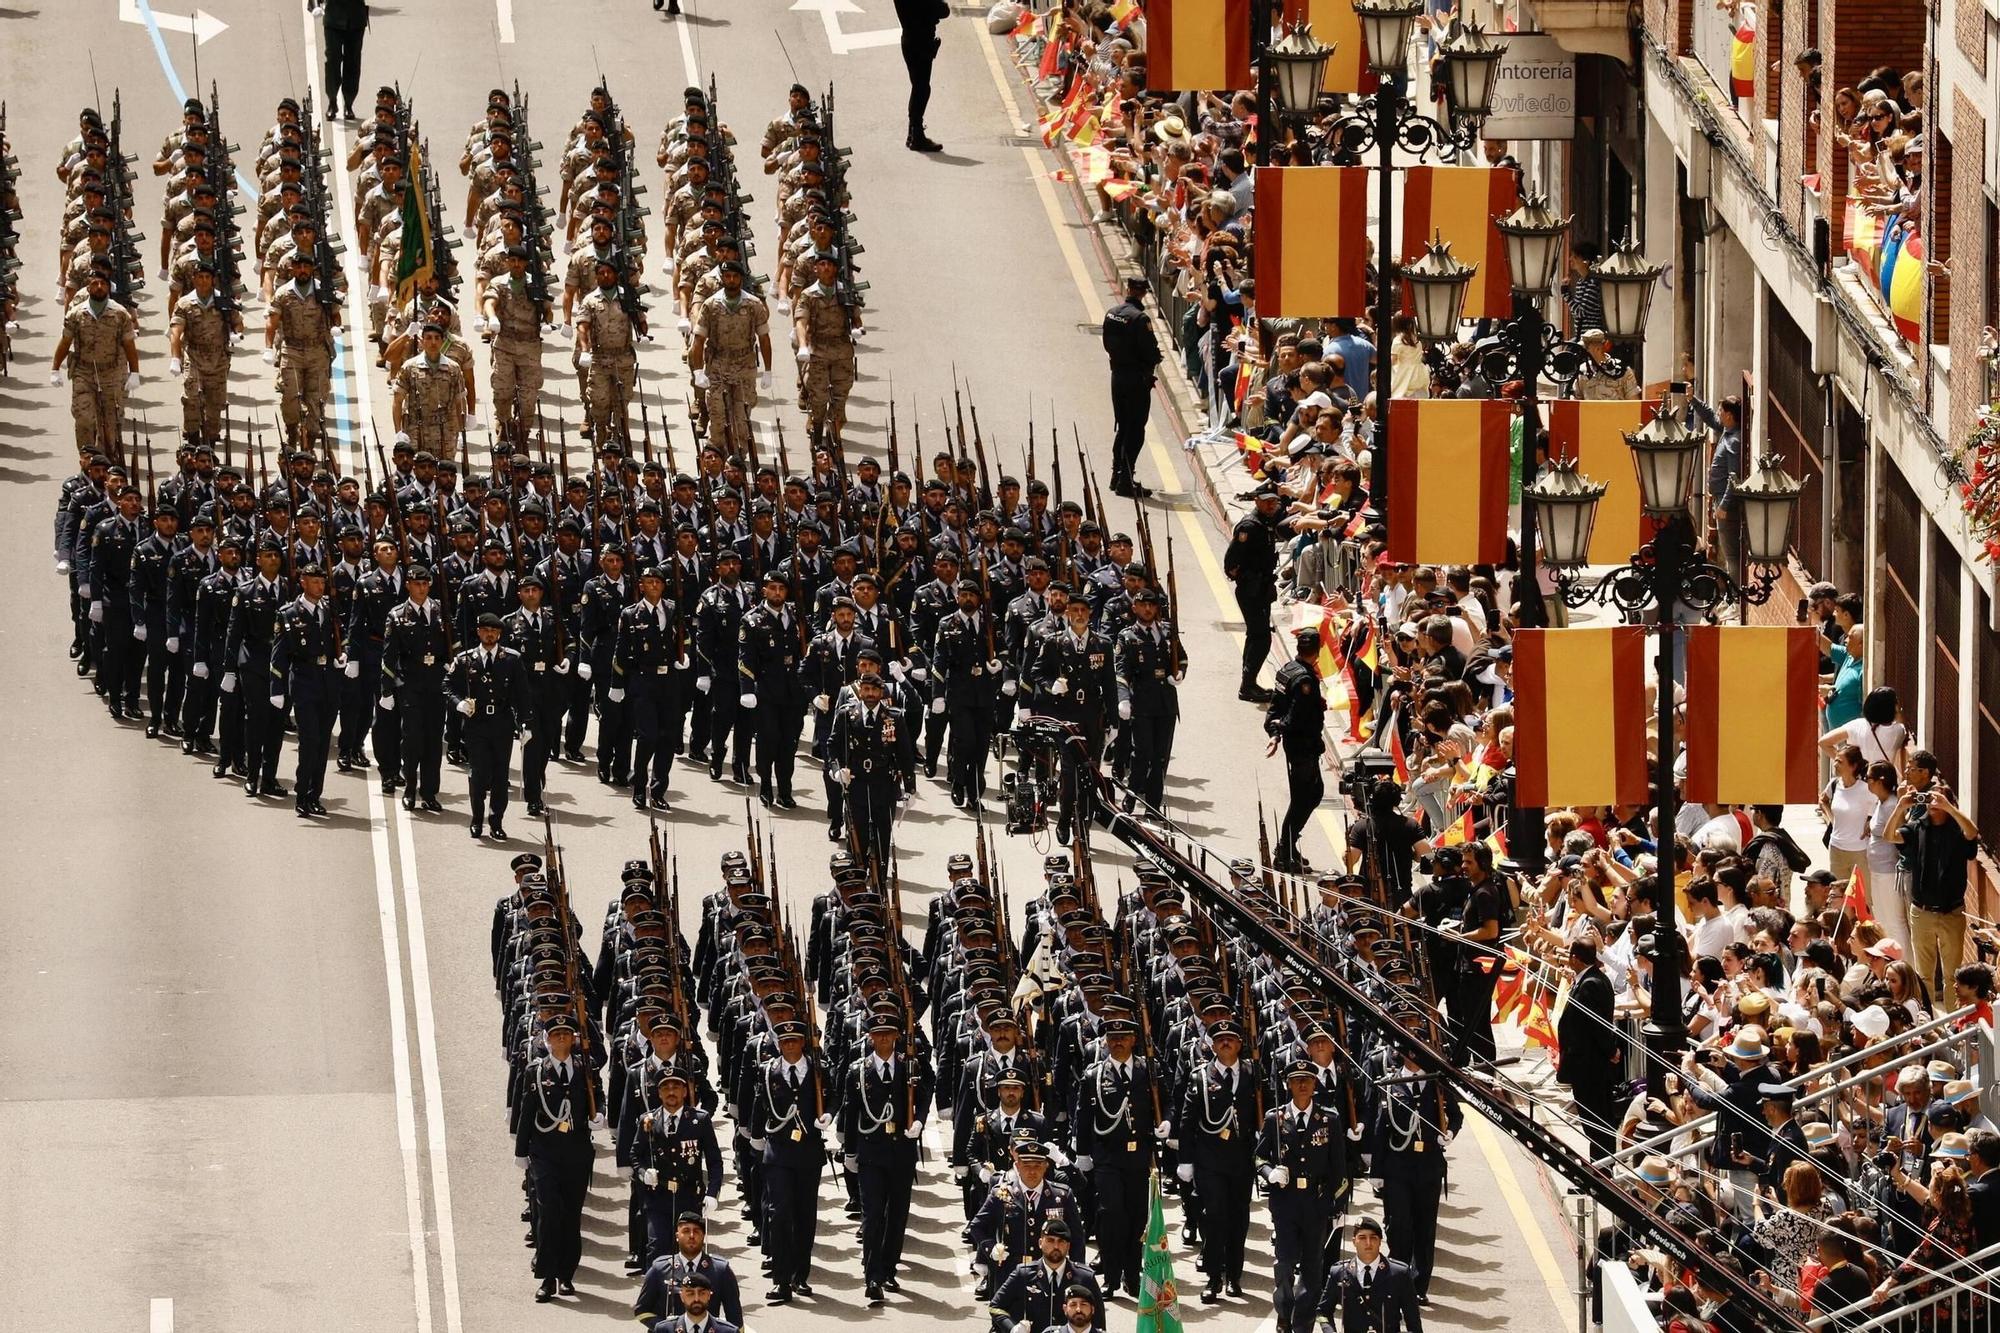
[1795,596,1810,624]
[1668,379,1689,394]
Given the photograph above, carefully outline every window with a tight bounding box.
[1930,527,1961,788]
[1977,589,2000,848]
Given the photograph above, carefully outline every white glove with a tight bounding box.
[344,659,360,678]
[48,369,64,387]
[192,662,210,680]
[777,300,792,316]
[1176,1162,1194,1183]
[394,430,410,445]
[814,1113,834,1132]
[132,623,148,643]
[88,600,105,623]
[372,286,390,302]
[986,657,1003,674]
[979,1165,994,1183]
[78,583,91,599]
[1269,1165,1291,1188]
[1012,1322,1031,1333]
[1348,1125,1364,1141]
[843,1154,860,1172]
[642,1168,660,1187]
[554,658,570,675]
[577,661,592,681]
[464,413,481,431]
[329,324,344,338]
[456,698,476,717]
[261,348,277,365]
[1049,678,1069,696]
[577,351,593,368]
[910,667,928,683]
[693,369,710,389]
[168,357,183,376]
[853,324,866,337]
[1156,1120,1172,1139]
[796,344,813,363]
[833,767,851,787]
[379,694,396,711]
[519,729,533,744]
[165,636,180,655]
[758,369,773,392]
[738,692,757,710]
[897,791,912,809]
[608,686,625,702]
[702,1195,717,1219]
[1001,679,1017,696]
[125,372,141,392]
[952,1165,970,1181]
[813,693,830,712]
[1440,1131,1454,1147]
[888,660,906,681]
[907,1122,924,1139]
[696,674,711,693]
[55,560,70,575]
[1118,699,1133,720]
[1076,1154,1094,1173]
[589,1112,606,1131]
[514,1155,529,1170]
[270,694,286,710]
[676,654,691,669]
[676,317,692,337]
[991,1244,1010,1265]
[930,697,946,716]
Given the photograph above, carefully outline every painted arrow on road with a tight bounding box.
[791,0,902,55]
[120,0,229,45]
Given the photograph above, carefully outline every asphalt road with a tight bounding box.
[0,3,1585,1330]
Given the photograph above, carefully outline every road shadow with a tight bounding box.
[918,152,984,169]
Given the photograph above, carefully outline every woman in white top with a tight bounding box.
[1817,744,1876,882]
[1861,760,1910,951]
[1817,685,1909,771]
[1388,314,1429,397]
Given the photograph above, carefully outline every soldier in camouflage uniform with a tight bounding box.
[793,252,857,449]
[394,323,471,456]
[264,250,338,447]
[576,255,642,444]
[480,245,546,443]
[688,261,770,455]
[50,261,140,452]
[168,264,240,445]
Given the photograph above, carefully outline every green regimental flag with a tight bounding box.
[395,140,433,305]
[1136,1170,1184,1333]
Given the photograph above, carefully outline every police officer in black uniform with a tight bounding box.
[631,1070,726,1268]
[1028,597,1115,842]
[1100,276,1161,498]
[1265,627,1329,873]
[129,503,182,737]
[191,536,246,772]
[1222,484,1284,701]
[695,549,755,784]
[380,566,451,811]
[577,543,634,787]
[932,581,1001,808]
[503,575,565,816]
[515,1013,605,1303]
[614,566,680,812]
[448,610,529,839]
[225,539,292,797]
[745,1019,832,1303]
[1071,1015,1165,1299]
[89,487,148,721]
[828,672,913,867]
[271,565,342,817]
[837,1011,935,1303]
[1178,1018,1262,1302]
[738,571,809,807]
[1258,1060,1348,1333]
[1113,587,1185,814]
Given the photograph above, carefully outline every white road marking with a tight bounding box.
[394,804,466,1333]
[120,0,227,44]
[149,1298,173,1333]
[791,0,902,55]
[673,6,701,83]
[496,0,515,42]
[304,6,438,1331]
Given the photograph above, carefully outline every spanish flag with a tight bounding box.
[1148,0,1254,92]
[1730,9,1757,99]
[1511,627,1650,807]
[1846,202,1884,284]
[1843,866,1873,922]
[1384,399,1513,566]
[1439,808,1475,846]
[1399,165,1518,320]
[1522,991,1559,1056]
[1279,0,1377,95]
[1889,229,1924,342]
[1546,400,1657,567]
[1681,626,1820,804]
[1384,705,1411,782]
[1254,167,1370,318]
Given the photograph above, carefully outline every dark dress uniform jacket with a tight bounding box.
[445,643,528,729]
[990,1260,1104,1333]
[1319,1256,1424,1332]
[1028,628,1116,724]
[634,1251,743,1327]
[380,599,451,695]
[1114,621,1185,717]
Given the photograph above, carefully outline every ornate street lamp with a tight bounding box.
[1269,23,1335,119]
[1524,455,1608,567]
[1495,192,1570,299]
[1623,412,1707,518]
[1400,235,1476,343]
[1592,235,1666,341]
[1436,21,1509,126]
[1352,0,1422,76]
[1734,451,1806,566]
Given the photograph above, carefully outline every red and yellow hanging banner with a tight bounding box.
[1399,165,1519,320]
[1254,167,1369,317]
[1384,399,1513,565]
[1511,627,1651,808]
[1545,399,1658,566]
[1280,0,1378,95]
[1682,626,1820,805]
[1148,0,1254,92]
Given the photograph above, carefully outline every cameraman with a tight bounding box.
[1345,775,1428,905]
[1447,844,1508,1069]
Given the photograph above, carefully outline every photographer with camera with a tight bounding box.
[1886,753,1978,996]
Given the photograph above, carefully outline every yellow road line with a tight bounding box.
[1468,1110,1577,1318]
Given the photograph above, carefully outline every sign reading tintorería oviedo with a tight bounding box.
[1483,33,1577,141]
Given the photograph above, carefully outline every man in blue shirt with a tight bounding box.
[1328,318,1374,401]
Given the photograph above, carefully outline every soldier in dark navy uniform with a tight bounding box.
[1027,598,1116,844]
[801,595,872,765]
[1222,483,1283,701]
[514,1013,605,1303]
[737,571,809,807]
[633,1211,744,1328]
[614,566,682,813]
[695,549,755,784]
[1265,628,1329,874]
[88,486,148,720]
[350,541,406,789]
[271,565,342,817]
[1071,1016,1165,1299]
[1259,1060,1348,1333]
[129,504,182,737]
[167,516,221,755]
[745,1019,832,1303]
[380,566,452,812]
[988,1216,1103,1333]
[1318,1216,1424,1333]
[1370,1041,1460,1304]
[576,544,634,786]
[931,581,1001,808]
[953,1068,1048,1221]
[224,540,293,797]
[659,527,709,762]
[537,518,596,761]
[631,1070,726,1267]
[648,1269,738,1333]
[448,610,529,839]
[191,536,246,773]
[1113,587,1186,815]
[837,1012,936,1303]
[970,1137,1086,1299]
[1178,1018,1262,1302]
[827,673,913,867]
[503,575,565,816]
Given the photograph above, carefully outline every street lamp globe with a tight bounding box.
[1622,412,1706,517]
[1269,23,1336,119]
[1525,455,1608,567]
[1437,22,1509,125]
[1401,235,1476,343]
[1352,0,1423,76]
[1733,452,1805,564]
[1591,235,1665,341]
[1495,192,1571,298]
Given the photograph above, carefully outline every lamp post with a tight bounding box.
[1525,426,1803,1080]
[1254,17,1335,167]
[1326,4,1505,510]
